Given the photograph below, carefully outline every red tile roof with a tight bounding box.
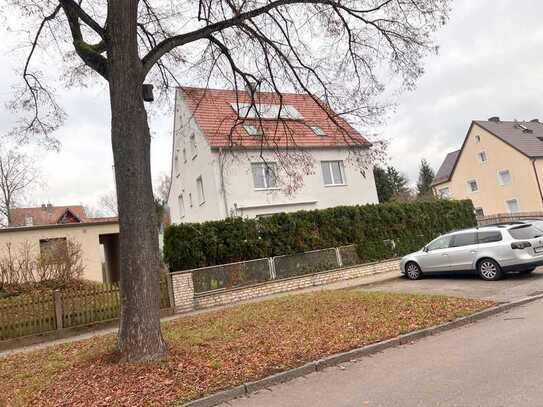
[179,87,370,148]
[9,205,89,227]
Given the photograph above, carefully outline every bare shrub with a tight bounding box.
[0,239,85,294]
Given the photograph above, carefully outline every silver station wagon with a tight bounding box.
[400,224,543,281]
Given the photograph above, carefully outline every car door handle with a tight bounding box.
[470,250,477,254]
[442,254,449,256]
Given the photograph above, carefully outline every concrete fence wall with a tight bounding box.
[170,253,400,313]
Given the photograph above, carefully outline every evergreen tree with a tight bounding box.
[373,165,411,202]
[417,159,435,198]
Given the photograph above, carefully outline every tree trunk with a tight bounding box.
[107,0,167,363]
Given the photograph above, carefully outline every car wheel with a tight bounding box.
[405,262,422,280]
[520,267,536,275]
[478,258,503,281]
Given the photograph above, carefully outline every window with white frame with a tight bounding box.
[311,126,326,136]
[244,125,263,136]
[438,187,450,199]
[196,177,205,204]
[174,154,180,175]
[190,134,198,158]
[189,193,193,207]
[478,151,488,164]
[467,179,478,193]
[475,207,485,217]
[498,169,512,186]
[322,161,346,186]
[251,162,278,189]
[506,198,520,213]
[178,194,185,218]
[475,135,481,143]
[182,148,187,163]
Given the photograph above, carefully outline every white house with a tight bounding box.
[167,87,379,223]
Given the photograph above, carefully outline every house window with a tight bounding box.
[251,162,278,189]
[322,161,346,186]
[39,238,67,263]
[182,148,187,163]
[190,134,198,158]
[478,151,488,164]
[189,193,193,207]
[178,194,185,218]
[196,177,205,205]
[475,135,481,143]
[498,169,512,186]
[244,125,263,136]
[231,103,303,120]
[467,179,478,193]
[506,199,520,213]
[175,154,180,175]
[438,187,450,199]
[24,215,33,226]
[311,126,326,136]
[475,207,485,217]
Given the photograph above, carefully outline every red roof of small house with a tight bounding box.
[179,87,370,149]
[9,205,89,227]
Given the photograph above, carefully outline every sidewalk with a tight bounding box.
[0,270,400,358]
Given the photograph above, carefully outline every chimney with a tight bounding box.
[46,203,53,213]
[488,116,500,122]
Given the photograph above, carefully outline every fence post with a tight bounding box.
[335,247,343,268]
[268,257,277,280]
[166,273,175,311]
[53,289,64,330]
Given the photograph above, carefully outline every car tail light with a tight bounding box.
[511,241,532,250]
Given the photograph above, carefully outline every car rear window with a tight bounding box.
[478,231,502,243]
[508,225,543,240]
[450,232,477,247]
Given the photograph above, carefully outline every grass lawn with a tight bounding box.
[0,290,494,406]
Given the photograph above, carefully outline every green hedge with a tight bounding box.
[164,200,476,271]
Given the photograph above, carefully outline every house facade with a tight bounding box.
[5,205,120,283]
[432,118,543,216]
[167,87,379,223]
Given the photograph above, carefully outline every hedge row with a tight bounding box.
[164,200,476,271]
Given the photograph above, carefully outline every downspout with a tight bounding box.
[218,148,230,217]
[531,159,543,210]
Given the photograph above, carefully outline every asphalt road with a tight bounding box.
[219,298,543,407]
[357,267,543,303]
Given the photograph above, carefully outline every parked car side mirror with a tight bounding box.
[422,246,429,253]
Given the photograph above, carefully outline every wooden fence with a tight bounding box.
[0,277,172,341]
[476,211,543,226]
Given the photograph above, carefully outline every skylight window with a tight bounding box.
[311,126,326,136]
[244,125,263,136]
[231,103,303,120]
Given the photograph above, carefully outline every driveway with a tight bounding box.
[356,267,543,303]
[219,297,543,407]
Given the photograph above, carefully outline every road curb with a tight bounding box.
[180,292,543,407]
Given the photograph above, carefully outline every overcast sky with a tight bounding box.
[1,0,543,210]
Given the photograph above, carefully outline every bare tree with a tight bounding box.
[98,190,118,217]
[0,148,40,226]
[7,0,450,362]
[155,173,170,203]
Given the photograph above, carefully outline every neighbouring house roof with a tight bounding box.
[432,150,460,186]
[9,205,88,227]
[431,119,543,187]
[179,87,370,149]
[474,120,543,158]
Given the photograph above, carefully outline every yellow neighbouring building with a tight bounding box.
[432,117,543,217]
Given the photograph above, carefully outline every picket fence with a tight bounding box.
[0,279,171,341]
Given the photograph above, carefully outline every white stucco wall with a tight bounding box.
[167,91,224,223]
[167,91,379,223]
[221,148,378,218]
